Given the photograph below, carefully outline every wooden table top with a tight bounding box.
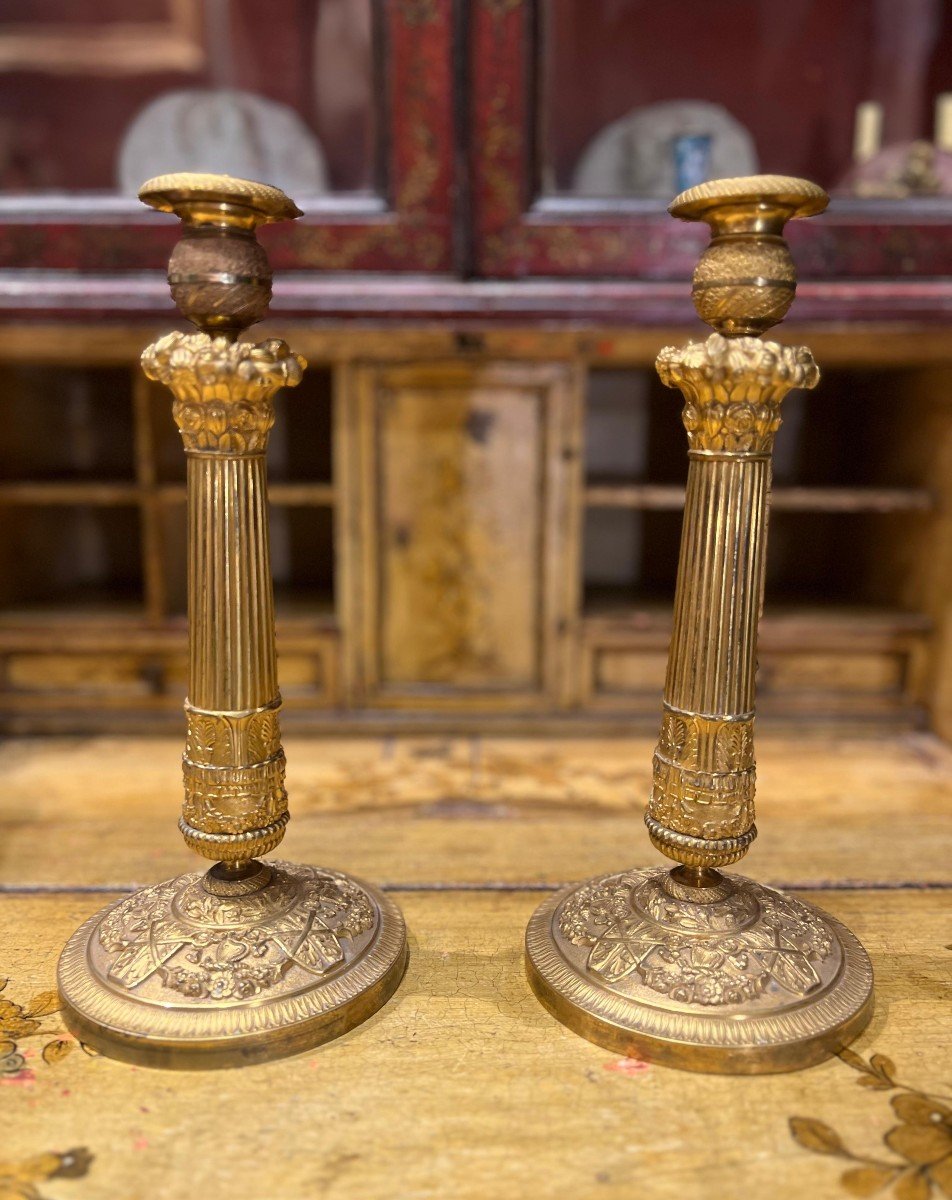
[1,732,950,1200]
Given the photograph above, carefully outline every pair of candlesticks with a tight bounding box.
[57,172,873,1074]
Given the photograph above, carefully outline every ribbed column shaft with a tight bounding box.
[665,453,770,723]
[188,454,277,712]
[645,449,769,867]
[141,331,304,868]
[179,446,288,865]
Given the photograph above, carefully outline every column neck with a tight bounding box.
[645,333,819,873]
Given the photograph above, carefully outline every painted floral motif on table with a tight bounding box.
[791,1050,952,1199]
[0,1149,92,1200]
[0,976,96,1084]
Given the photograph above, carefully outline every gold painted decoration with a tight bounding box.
[790,1051,952,1199]
[0,1149,94,1200]
[525,175,874,1072]
[57,173,407,1068]
[0,975,90,1083]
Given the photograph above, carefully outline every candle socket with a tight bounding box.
[57,173,407,1068]
[525,176,874,1073]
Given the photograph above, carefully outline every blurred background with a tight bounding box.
[0,0,950,740]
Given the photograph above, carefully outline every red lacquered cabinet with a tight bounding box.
[0,0,950,739]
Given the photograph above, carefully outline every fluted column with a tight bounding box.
[645,334,819,869]
[142,332,304,867]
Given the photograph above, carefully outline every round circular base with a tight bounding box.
[526,867,873,1074]
[58,860,407,1070]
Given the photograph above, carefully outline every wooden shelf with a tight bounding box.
[155,483,334,507]
[578,602,932,724]
[0,481,141,505]
[0,604,335,643]
[0,600,146,629]
[0,482,334,507]
[584,482,934,514]
[581,594,932,641]
[0,342,948,735]
[0,0,948,738]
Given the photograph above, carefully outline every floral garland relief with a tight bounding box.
[791,1050,952,1199]
[0,975,97,1083]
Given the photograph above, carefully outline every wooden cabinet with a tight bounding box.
[3,1,952,321]
[0,2,951,736]
[0,0,456,287]
[469,0,952,321]
[1,328,948,735]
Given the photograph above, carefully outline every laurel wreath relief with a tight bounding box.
[559,873,831,1006]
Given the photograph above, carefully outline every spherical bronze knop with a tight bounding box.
[168,229,273,337]
[139,171,302,338]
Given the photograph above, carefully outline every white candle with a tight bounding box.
[854,101,883,163]
[935,93,952,152]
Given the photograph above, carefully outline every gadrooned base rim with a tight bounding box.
[525,870,874,1075]
[58,864,408,1070]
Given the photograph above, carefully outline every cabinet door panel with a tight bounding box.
[343,362,581,708]
[380,383,541,688]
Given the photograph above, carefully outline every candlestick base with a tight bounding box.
[526,866,872,1074]
[58,860,407,1070]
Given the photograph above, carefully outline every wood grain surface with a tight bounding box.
[0,733,949,1200]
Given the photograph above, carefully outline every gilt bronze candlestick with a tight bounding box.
[58,173,407,1068]
[526,176,874,1073]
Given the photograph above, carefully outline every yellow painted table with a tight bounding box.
[1,733,950,1200]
